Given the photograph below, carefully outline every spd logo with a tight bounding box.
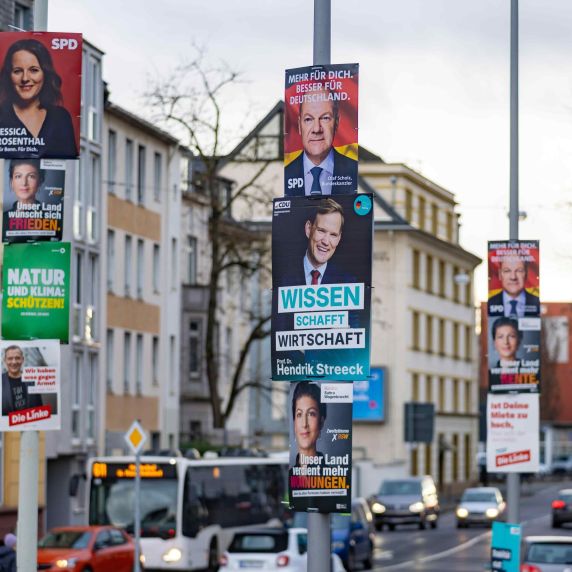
[51,38,79,50]
[287,177,303,190]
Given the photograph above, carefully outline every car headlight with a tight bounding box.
[331,541,345,550]
[55,558,78,569]
[162,547,182,563]
[409,502,424,513]
[456,507,469,518]
[486,508,499,519]
[371,502,386,514]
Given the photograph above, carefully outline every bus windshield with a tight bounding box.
[90,476,177,539]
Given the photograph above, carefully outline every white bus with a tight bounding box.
[87,455,289,571]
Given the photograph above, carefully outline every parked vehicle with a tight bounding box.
[455,487,506,528]
[549,455,572,476]
[521,536,572,571]
[37,525,138,572]
[369,476,439,531]
[552,489,572,528]
[292,498,374,571]
[218,528,345,572]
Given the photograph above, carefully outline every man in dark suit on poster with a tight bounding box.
[285,89,357,196]
[488,255,540,318]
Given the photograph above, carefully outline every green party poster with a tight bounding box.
[2,243,70,342]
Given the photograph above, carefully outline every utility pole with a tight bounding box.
[307,2,332,572]
[506,0,520,525]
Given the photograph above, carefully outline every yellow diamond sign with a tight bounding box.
[125,420,147,454]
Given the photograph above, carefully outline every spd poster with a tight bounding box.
[0,339,60,431]
[289,381,352,513]
[271,194,373,381]
[0,32,82,159]
[2,242,70,341]
[284,63,358,196]
[2,158,65,242]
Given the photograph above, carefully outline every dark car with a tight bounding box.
[292,498,374,571]
[370,476,439,531]
[552,489,572,528]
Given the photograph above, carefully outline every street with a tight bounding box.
[368,481,572,571]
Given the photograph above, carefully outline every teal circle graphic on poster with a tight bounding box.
[354,195,372,216]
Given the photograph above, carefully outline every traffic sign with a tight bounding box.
[124,420,147,455]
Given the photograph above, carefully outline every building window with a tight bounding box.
[189,320,201,379]
[418,196,426,230]
[124,235,132,297]
[446,212,454,242]
[14,3,32,30]
[412,373,419,401]
[136,334,143,395]
[137,239,144,299]
[124,332,132,394]
[73,251,83,341]
[86,254,98,341]
[425,443,432,476]
[452,434,459,481]
[426,376,433,403]
[171,238,178,289]
[152,336,159,387]
[412,250,420,289]
[72,354,81,440]
[107,230,115,292]
[106,329,114,393]
[464,325,472,360]
[125,139,134,200]
[73,155,83,239]
[405,189,413,221]
[87,57,100,142]
[87,154,99,243]
[426,315,433,353]
[169,335,176,396]
[465,276,472,308]
[107,130,117,194]
[431,203,439,235]
[453,266,460,303]
[86,354,96,441]
[438,260,446,298]
[186,236,197,284]
[153,152,162,202]
[438,319,445,356]
[137,145,146,204]
[453,323,460,359]
[438,377,445,411]
[412,311,420,351]
[452,379,459,412]
[426,255,433,294]
[153,244,160,293]
[411,448,418,476]
[465,380,472,413]
[464,434,471,481]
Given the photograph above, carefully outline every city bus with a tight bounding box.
[87,454,289,571]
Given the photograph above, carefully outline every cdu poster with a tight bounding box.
[2,242,70,342]
[271,194,373,381]
[284,63,358,196]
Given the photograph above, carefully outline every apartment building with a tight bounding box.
[102,101,182,456]
[220,102,481,495]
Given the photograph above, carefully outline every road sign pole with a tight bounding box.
[308,2,332,571]
[134,452,141,572]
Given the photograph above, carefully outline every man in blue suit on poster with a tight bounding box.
[285,89,357,196]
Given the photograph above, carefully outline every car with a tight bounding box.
[369,476,439,531]
[550,455,572,476]
[521,536,572,571]
[455,486,506,528]
[552,489,572,528]
[37,525,138,572]
[292,498,374,571]
[219,528,345,571]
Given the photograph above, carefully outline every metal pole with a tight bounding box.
[18,6,48,569]
[134,453,141,572]
[507,0,520,525]
[308,2,332,572]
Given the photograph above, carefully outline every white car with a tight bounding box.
[219,527,345,571]
[456,486,506,528]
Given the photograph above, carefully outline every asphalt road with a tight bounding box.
[369,480,572,571]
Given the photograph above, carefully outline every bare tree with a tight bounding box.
[148,51,274,429]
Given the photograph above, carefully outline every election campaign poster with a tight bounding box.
[2,242,70,342]
[289,381,352,513]
[271,194,373,382]
[491,522,521,572]
[2,158,65,242]
[284,63,358,196]
[0,339,60,431]
[487,240,540,318]
[353,366,385,422]
[486,393,539,473]
[0,32,82,159]
[488,315,540,393]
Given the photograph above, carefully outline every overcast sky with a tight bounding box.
[49,0,572,303]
